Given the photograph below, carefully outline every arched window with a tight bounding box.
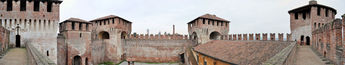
[121,32,127,39]
[98,31,110,39]
[72,56,81,65]
[210,31,221,40]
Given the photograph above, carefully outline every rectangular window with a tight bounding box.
[325,9,328,17]
[208,19,210,25]
[34,1,40,11]
[20,0,26,11]
[317,7,321,16]
[221,22,223,26]
[202,19,205,24]
[204,60,207,65]
[112,18,115,24]
[79,23,82,30]
[302,13,306,19]
[295,13,298,19]
[86,24,89,31]
[72,22,75,30]
[7,0,13,11]
[47,2,52,12]
[212,20,214,25]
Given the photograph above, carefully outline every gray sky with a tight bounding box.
[60,0,345,34]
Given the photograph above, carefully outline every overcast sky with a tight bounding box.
[60,0,345,34]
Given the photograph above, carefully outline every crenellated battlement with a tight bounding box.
[128,34,190,40]
[223,33,291,41]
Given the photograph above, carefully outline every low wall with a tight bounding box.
[0,26,10,55]
[123,39,195,63]
[26,43,56,65]
[262,42,297,65]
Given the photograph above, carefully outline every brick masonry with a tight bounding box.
[0,0,62,63]
[0,26,10,55]
[312,19,342,65]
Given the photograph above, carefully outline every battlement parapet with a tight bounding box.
[223,33,291,41]
[128,34,189,40]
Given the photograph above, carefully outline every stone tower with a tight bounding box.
[188,14,230,44]
[89,15,132,64]
[0,0,62,63]
[57,18,92,65]
[288,0,336,45]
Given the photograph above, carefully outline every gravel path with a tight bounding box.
[0,48,27,65]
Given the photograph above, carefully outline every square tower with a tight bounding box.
[57,18,92,65]
[288,0,336,45]
[188,14,230,44]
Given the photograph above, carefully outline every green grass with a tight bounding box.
[115,60,125,65]
[142,62,178,64]
[99,61,114,65]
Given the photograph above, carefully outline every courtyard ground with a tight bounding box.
[0,48,27,65]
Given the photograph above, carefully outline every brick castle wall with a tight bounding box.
[123,39,195,63]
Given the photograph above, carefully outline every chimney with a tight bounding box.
[173,25,175,35]
[309,0,317,5]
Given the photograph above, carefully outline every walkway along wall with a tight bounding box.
[312,19,342,65]
[26,43,56,65]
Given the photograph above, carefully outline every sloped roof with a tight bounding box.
[62,18,90,23]
[188,14,230,24]
[90,15,132,23]
[193,40,290,65]
[288,3,337,14]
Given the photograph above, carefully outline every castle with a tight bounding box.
[0,0,345,65]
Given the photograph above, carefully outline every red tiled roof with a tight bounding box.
[63,18,90,23]
[193,40,290,65]
[188,14,230,24]
[90,15,118,21]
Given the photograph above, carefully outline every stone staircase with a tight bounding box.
[310,46,334,65]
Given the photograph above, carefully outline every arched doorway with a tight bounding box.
[300,35,304,45]
[209,31,221,40]
[72,56,81,65]
[191,32,198,40]
[85,58,88,65]
[98,31,110,39]
[15,35,20,47]
[306,36,310,45]
[121,32,127,39]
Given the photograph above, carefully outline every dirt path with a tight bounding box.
[296,46,324,65]
[0,48,27,65]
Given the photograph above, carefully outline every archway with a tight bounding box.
[98,31,110,39]
[72,56,81,65]
[300,35,304,45]
[209,31,221,40]
[85,58,88,65]
[121,31,127,39]
[15,35,20,47]
[191,32,198,40]
[306,36,310,45]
